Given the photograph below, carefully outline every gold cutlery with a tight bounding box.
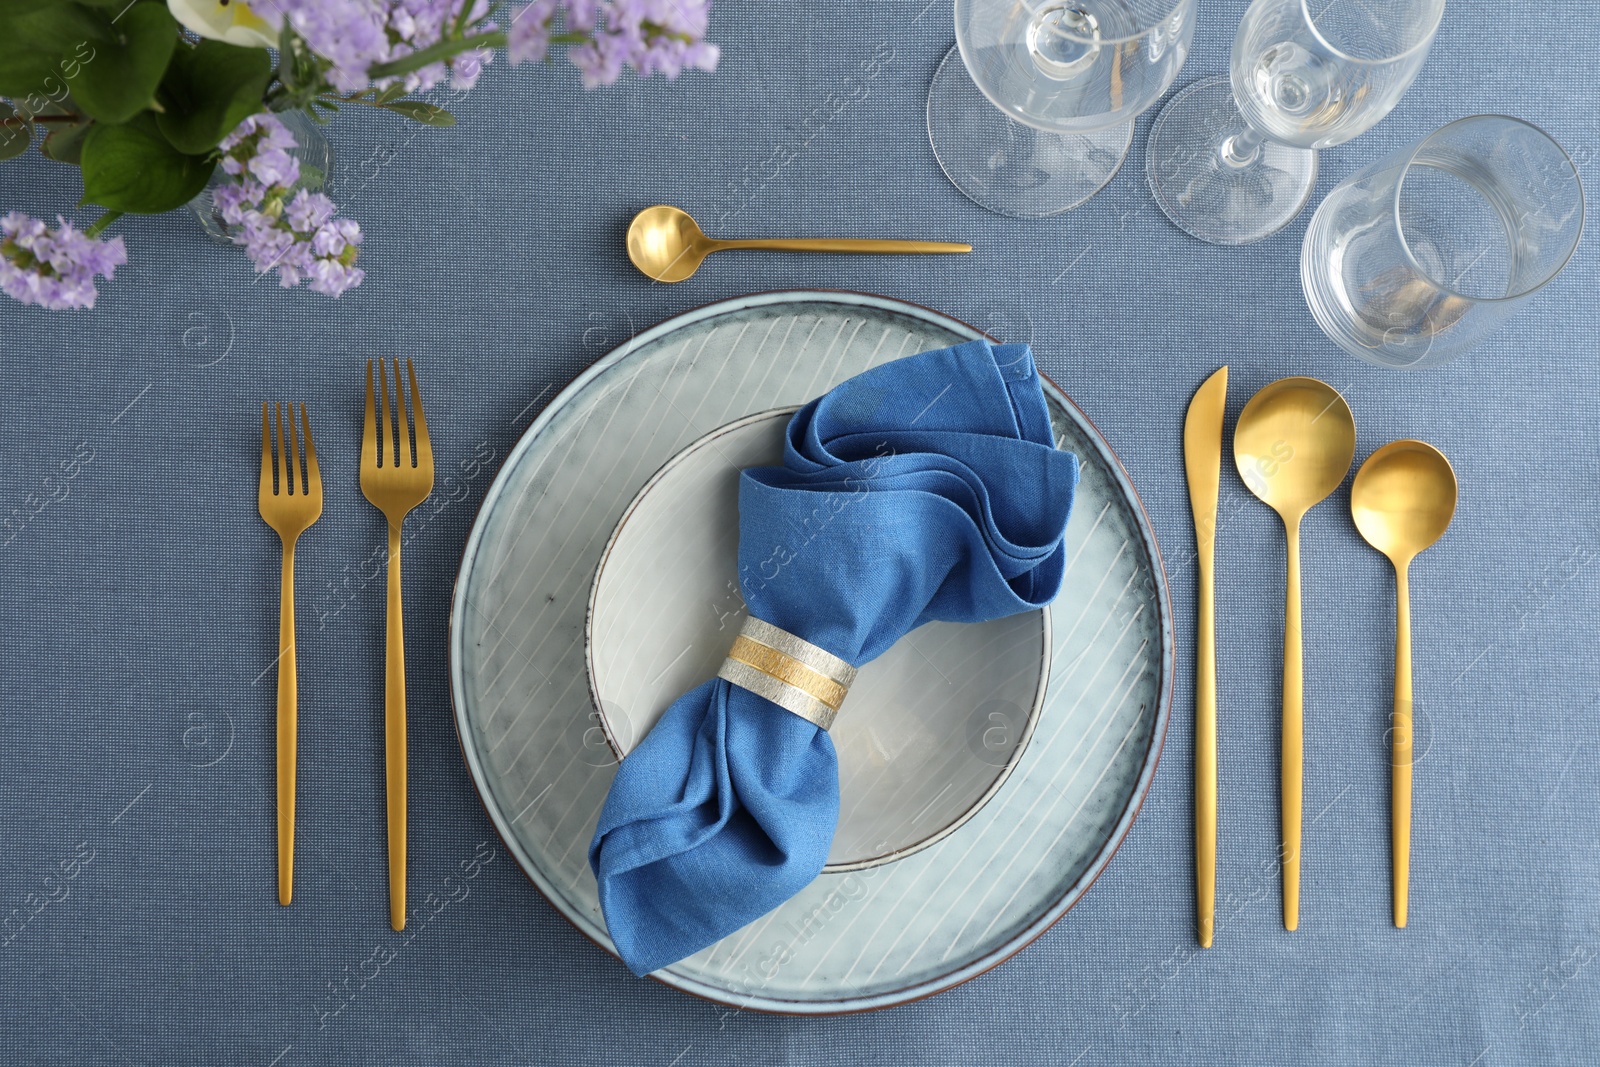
[1351,440,1456,928]
[1234,378,1355,931]
[1183,366,1227,948]
[258,402,323,906]
[359,359,435,931]
[626,205,972,283]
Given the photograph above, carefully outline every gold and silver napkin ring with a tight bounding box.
[717,616,856,730]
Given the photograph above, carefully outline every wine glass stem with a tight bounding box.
[1220,127,1266,169]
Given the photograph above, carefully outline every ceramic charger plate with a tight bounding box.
[450,291,1172,1013]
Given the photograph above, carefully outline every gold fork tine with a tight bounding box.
[363,360,377,472]
[393,358,412,469]
[275,403,289,496]
[301,404,320,494]
[260,402,273,498]
[292,402,307,496]
[406,358,432,468]
[378,357,395,468]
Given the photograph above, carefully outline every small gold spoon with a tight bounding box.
[1351,440,1457,929]
[1234,377,1356,932]
[626,205,972,283]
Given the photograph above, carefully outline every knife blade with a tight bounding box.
[1184,365,1228,948]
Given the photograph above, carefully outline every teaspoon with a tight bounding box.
[1351,439,1457,928]
[626,205,971,283]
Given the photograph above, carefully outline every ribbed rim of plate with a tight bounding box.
[447,290,1174,1014]
[582,406,1053,875]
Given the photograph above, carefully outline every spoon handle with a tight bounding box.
[714,238,972,255]
[1393,562,1413,928]
[1282,521,1304,932]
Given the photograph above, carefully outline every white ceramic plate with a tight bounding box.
[450,291,1172,1013]
[585,408,1051,872]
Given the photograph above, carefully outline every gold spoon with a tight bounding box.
[1351,440,1457,929]
[625,205,972,283]
[1234,377,1356,932]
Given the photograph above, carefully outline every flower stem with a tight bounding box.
[0,114,84,127]
[85,211,122,239]
[366,30,507,80]
[452,0,497,38]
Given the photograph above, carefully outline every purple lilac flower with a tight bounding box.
[508,0,559,64]
[254,0,715,91]
[258,0,498,94]
[307,258,366,298]
[216,114,365,298]
[311,218,363,259]
[284,190,338,234]
[211,182,259,227]
[249,146,302,188]
[508,0,718,86]
[0,212,127,311]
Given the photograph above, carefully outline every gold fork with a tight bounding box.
[360,359,434,931]
[258,402,323,906]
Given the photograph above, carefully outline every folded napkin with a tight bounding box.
[588,339,1081,975]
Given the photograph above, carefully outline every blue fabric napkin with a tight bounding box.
[587,339,1081,975]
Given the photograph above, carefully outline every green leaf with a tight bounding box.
[71,2,179,125]
[380,100,456,127]
[80,112,214,213]
[0,102,31,161]
[155,38,270,154]
[0,3,100,99]
[41,118,95,164]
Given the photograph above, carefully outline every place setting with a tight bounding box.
[1,0,1592,1056]
[451,291,1172,1009]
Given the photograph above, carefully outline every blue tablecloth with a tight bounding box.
[3,2,1596,1063]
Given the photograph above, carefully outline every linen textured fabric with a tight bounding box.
[587,339,1082,975]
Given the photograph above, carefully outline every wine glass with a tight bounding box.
[1146,0,1445,245]
[1301,115,1585,369]
[929,0,1196,219]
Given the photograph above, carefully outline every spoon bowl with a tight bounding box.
[1234,378,1357,520]
[627,205,714,283]
[1233,376,1356,933]
[1351,441,1458,565]
[625,205,973,283]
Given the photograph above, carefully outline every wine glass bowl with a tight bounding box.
[1301,114,1585,368]
[1148,0,1444,245]
[1232,0,1444,149]
[955,0,1195,132]
[931,0,1195,218]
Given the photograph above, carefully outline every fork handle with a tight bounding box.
[277,539,298,907]
[385,523,408,931]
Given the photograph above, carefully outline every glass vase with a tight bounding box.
[187,110,333,243]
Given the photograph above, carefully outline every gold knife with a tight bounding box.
[1184,366,1228,947]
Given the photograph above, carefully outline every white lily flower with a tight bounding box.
[168,0,283,49]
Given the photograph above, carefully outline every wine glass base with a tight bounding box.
[927,46,1133,219]
[1145,75,1318,246]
